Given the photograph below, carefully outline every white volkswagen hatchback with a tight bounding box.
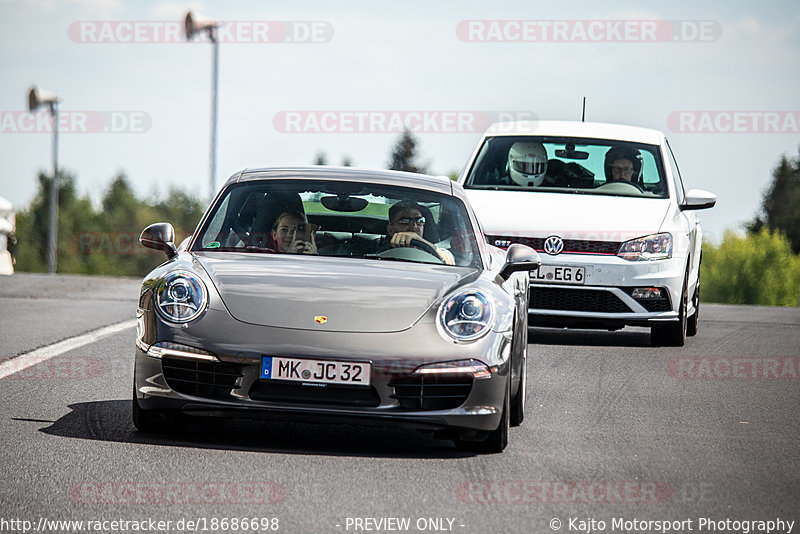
[459,121,716,346]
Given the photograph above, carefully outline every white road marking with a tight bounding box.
[0,319,136,380]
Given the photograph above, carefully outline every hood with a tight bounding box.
[195,253,476,333]
[465,189,670,242]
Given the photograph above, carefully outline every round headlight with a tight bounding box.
[439,290,494,341]
[155,271,208,323]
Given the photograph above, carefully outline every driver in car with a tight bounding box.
[381,200,455,265]
[604,146,643,184]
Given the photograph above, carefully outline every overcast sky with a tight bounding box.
[1,0,799,242]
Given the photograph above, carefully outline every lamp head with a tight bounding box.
[184,11,220,40]
[28,86,60,112]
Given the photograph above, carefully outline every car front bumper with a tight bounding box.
[133,317,512,434]
[528,253,685,328]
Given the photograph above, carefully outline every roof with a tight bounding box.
[225,166,455,195]
[483,120,665,145]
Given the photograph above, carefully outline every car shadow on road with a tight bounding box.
[38,400,478,459]
[529,327,653,347]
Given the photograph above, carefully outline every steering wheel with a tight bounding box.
[408,237,437,256]
[624,181,646,192]
[410,238,447,263]
[598,180,646,193]
[375,238,444,264]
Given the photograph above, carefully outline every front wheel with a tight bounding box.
[510,321,527,427]
[454,377,510,453]
[686,284,700,337]
[132,379,169,432]
[652,275,687,347]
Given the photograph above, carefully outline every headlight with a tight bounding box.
[617,233,672,261]
[155,271,208,323]
[439,290,494,341]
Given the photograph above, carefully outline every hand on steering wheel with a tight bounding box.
[410,238,455,265]
[390,232,454,265]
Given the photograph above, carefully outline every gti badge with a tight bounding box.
[543,235,564,255]
[315,315,328,325]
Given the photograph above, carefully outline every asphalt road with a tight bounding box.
[0,273,798,534]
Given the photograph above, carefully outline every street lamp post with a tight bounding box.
[28,86,61,274]
[184,11,221,201]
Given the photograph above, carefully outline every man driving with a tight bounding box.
[383,200,455,265]
[604,146,642,184]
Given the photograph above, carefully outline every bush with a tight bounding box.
[701,229,800,306]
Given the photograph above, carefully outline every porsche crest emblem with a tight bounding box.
[315,316,328,325]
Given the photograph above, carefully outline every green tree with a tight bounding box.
[748,147,800,253]
[313,151,328,165]
[13,171,206,277]
[387,130,427,173]
[701,229,800,306]
[13,170,99,273]
[154,187,205,240]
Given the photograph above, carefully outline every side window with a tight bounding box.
[665,139,686,204]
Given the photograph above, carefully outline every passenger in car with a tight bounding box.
[272,212,318,255]
[379,200,455,265]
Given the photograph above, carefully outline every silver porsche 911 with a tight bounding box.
[133,167,540,452]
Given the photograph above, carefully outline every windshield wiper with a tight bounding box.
[362,254,433,265]
[198,246,277,253]
[243,246,278,254]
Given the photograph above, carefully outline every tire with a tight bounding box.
[686,284,699,337]
[132,380,166,433]
[651,274,687,347]
[454,376,510,454]
[510,336,527,427]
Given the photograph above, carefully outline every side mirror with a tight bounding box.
[681,189,717,211]
[140,223,177,259]
[499,243,541,281]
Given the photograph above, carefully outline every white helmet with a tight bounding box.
[508,141,548,186]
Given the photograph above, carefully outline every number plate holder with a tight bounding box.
[261,356,371,387]
[531,265,585,285]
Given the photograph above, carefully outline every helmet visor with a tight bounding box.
[511,158,546,176]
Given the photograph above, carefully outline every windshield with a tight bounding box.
[191,179,482,268]
[463,136,669,198]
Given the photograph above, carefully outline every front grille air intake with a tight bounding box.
[530,287,632,313]
[162,356,243,399]
[389,375,473,411]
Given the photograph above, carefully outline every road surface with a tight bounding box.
[0,274,798,534]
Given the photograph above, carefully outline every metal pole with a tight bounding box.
[210,32,219,201]
[47,103,59,274]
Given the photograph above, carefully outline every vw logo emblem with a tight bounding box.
[543,235,564,255]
